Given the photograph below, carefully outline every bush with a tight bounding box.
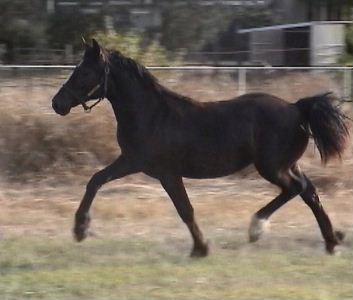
[46,12,104,50]
[0,106,117,183]
[92,31,179,66]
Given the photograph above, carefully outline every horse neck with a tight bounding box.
[106,63,164,126]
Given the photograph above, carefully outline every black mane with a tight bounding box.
[108,50,195,105]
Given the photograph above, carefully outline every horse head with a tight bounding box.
[52,39,108,115]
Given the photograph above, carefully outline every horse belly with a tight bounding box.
[181,147,253,179]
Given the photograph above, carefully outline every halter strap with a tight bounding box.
[62,64,110,113]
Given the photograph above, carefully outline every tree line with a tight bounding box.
[0,0,352,63]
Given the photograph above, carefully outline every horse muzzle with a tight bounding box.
[52,100,71,116]
[52,92,73,116]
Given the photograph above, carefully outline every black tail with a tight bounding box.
[296,92,350,164]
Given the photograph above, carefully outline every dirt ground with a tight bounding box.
[1,164,352,257]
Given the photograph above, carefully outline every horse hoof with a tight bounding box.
[334,230,345,243]
[73,227,88,242]
[73,213,90,242]
[326,243,339,255]
[249,215,269,243]
[325,230,345,255]
[190,242,209,258]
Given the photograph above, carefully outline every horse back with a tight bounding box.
[168,93,304,178]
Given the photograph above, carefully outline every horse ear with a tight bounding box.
[82,36,90,50]
[91,38,101,57]
[84,38,101,61]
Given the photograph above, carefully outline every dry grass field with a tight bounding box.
[0,69,352,299]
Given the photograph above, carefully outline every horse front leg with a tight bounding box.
[74,155,137,241]
[160,176,209,257]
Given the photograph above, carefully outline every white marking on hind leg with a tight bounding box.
[248,215,270,243]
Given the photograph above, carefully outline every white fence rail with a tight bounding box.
[0,65,352,99]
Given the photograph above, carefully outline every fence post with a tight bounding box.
[238,69,246,95]
[343,68,352,100]
[65,45,73,64]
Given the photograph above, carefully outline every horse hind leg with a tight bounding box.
[249,214,270,243]
[296,172,344,254]
[249,164,306,243]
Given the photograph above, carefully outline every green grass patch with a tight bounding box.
[0,237,352,299]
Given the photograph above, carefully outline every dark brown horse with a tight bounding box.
[52,39,349,256]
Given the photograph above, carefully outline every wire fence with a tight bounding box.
[0,66,352,112]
